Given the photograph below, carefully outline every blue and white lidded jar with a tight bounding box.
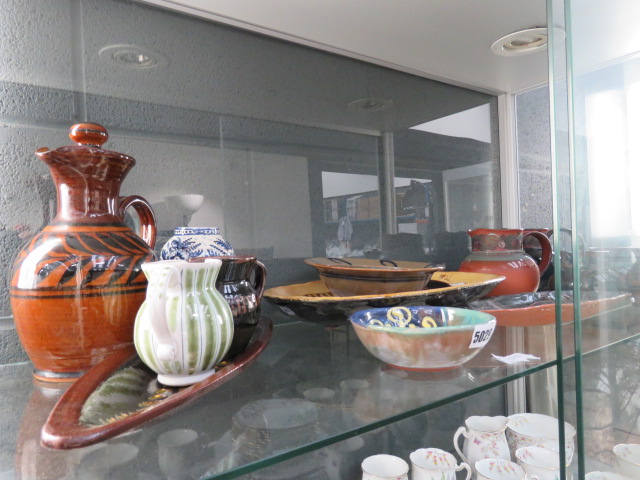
[160,227,234,260]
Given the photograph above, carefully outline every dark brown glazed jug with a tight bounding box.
[10,123,157,381]
[190,255,266,358]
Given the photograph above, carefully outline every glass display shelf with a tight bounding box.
[3,303,639,480]
[568,337,640,475]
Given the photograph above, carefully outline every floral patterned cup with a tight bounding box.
[586,472,633,480]
[475,458,528,480]
[613,444,640,478]
[361,454,409,480]
[409,448,471,480]
[506,413,576,466]
[515,446,562,480]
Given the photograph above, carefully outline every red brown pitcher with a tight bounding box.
[10,123,157,381]
[459,228,552,297]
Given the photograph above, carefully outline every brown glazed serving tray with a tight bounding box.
[264,271,505,326]
[41,316,273,450]
[468,291,632,326]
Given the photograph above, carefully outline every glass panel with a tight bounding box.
[0,0,504,478]
[2,320,569,479]
[549,0,640,478]
[0,0,498,331]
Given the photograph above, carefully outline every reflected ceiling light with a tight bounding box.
[347,97,393,112]
[491,28,548,56]
[99,44,169,69]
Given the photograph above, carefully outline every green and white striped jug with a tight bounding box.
[134,259,234,386]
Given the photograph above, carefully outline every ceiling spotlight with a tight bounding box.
[491,28,548,56]
[347,97,393,112]
[99,44,169,69]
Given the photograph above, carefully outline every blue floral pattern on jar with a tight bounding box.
[160,227,234,260]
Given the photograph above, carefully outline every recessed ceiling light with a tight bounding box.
[491,28,548,56]
[347,97,393,112]
[99,44,169,69]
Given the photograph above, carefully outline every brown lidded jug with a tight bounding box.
[10,123,156,381]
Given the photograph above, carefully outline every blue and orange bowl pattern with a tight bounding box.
[349,305,496,371]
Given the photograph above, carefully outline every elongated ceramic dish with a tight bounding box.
[41,316,273,450]
[468,291,632,326]
[264,271,504,326]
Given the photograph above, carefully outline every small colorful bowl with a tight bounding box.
[304,257,445,297]
[349,305,496,371]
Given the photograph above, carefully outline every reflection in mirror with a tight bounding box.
[0,0,499,327]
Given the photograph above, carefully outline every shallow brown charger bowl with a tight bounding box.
[304,258,445,296]
[264,271,504,326]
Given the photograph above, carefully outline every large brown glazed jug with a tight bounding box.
[10,123,157,381]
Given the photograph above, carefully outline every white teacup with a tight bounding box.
[361,454,409,480]
[410,448,471,480]
[515,446,561,480]
[507,413,576,466]
[158,428,209,480]
[77,443,139,479]
[586,472,633,480]
[475,458,528,480]
[613,443,640,478]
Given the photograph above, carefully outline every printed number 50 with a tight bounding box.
[474,330,491,343]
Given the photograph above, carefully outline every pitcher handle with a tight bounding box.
[453,427,471,465]
[456,461,472,480]
[119,195,157,249]
[146,263,181,361]
[252,261,267,305]
[548,228,586,261]
[524,230,552,276]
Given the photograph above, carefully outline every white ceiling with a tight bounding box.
[140,0,551,94]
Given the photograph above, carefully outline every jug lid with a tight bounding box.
[36,123,136,167]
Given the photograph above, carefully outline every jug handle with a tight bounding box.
[252,261,267,305]
[548,228,586,261]
[119,195,157,249]
[146,263,181,362]
[524,230,552,276]
[453,427,471,466]
[456,461,472,480]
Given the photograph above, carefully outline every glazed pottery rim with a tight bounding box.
[507,413,577,439]
[173,227,220,235]
[515,446,561,469]
[188,254,256,263]
[361,454,409,477]
[233,398,318,430]
[360,453,409,478]
[409,448,458,469]
[585,473,633,480]
[613,443,640,466]
[465,415,509,433]
[349,306,496,335]
[468,228,526,235]
[305,257,445,274]
[475,458,526,477]
[264,272,506,302]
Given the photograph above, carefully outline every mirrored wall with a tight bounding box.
[0,0,500,337]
